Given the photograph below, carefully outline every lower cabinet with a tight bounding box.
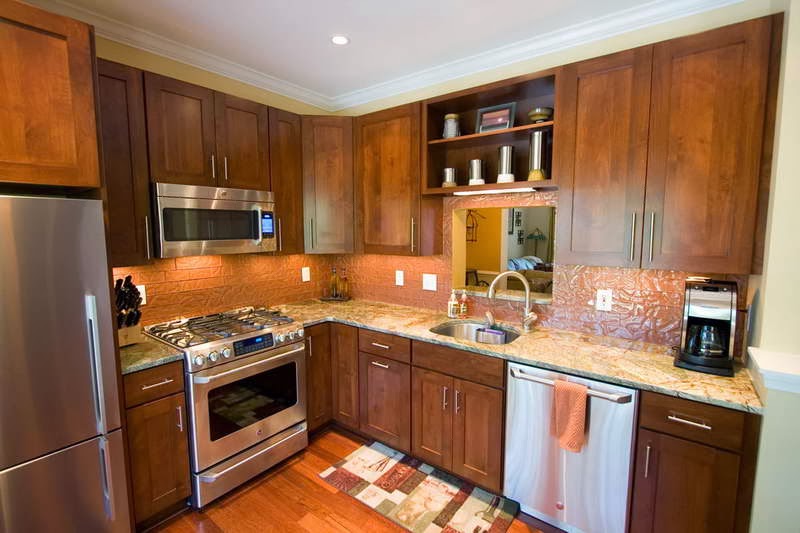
[332,323,360,429]
[359,352,411,451]
[126,392,190,525]
[306,323,333,431]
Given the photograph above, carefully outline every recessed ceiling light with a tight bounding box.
[331,35,350,46]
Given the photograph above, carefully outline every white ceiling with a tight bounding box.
[32,0,740,110]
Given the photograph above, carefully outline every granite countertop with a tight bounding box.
[118,299,762,413]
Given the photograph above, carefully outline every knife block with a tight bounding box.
[118,325,145,347]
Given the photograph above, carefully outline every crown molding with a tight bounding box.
[29,0,742,112]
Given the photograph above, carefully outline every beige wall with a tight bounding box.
[94,38,326,115]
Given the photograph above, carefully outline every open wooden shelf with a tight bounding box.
[428,121,553,145]
[423,178,558,196]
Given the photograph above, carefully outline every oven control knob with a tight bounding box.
[288,331,296,340]
[297,329,305,338]
[221,347,231,358]
[208,351,219,362]
[276,333,285,343]
[194,354,206,367]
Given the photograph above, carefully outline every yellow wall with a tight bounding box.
[94,38,326,115]
[465,209,503,272]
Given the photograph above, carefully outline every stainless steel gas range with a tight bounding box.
[145,307,308,508]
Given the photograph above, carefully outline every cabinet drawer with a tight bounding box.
[639,391,746,452]
[412,341,504,389]
[358,329,411,363]
[124,361,184,408]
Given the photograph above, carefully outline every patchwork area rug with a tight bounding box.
[319,442,519,533]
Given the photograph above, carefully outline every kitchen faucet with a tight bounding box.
[487,271,538,333]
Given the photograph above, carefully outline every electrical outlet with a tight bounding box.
[422,273,437,291]
[395,270,404,286]
[139,285,147,305]
[301,267,311,282]
[595,289,613,311]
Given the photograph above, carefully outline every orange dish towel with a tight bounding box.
[550,379,588,453]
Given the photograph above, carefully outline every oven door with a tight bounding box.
[187,342,306,472]
[154,194,276,258]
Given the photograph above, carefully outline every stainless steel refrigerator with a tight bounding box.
[0,195,131,531]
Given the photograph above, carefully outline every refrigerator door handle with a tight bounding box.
[85,294,107,434]
[98,436,116,521]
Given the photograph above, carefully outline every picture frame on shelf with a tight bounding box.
[476,102,516,133]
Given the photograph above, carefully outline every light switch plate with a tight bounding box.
[139,285,147,306]
[301,267,311,282]
[595,288,613,311]
[422,273,437,291]
[395,270,404,286]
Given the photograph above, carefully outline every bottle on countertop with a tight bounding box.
[458,291,469,319]
[447,289,459,318]
[329,267,341,299]
[339,267,350,299]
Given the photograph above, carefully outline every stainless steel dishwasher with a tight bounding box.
[504,363,638,533]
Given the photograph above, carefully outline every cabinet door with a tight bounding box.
[355,103,425,255]
[451,378,503,493]
[269,108,305,254]
[144,73,217,186]
[127,392,190,524]
[0,2,99,187]
[98,60,152,267]
[331,323,360,429]
[302,116,354,254]
[306,323,332,432]
[214,93,270,190]
[411,368,453,470]
[630,429,740,533]
[359,353,410,452]
[643,18,771,273]
[555,48,652,267]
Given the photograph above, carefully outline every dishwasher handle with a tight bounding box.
[510,367,633,404]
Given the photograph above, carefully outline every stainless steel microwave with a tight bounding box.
[152,183,276,258]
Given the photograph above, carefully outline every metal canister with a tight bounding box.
[443,113,460,139]
[528,130,547,181]
[468,159,484,185]
[442,167,457,188]
[497,145,515,183]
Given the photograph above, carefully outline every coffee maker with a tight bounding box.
[674,278,737,377]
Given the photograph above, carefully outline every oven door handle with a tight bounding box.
[192,345,304,384]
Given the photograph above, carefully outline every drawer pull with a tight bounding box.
[371,361,390,369]
[371,342,390,350]
[140,377,174,391]
[667,414,712,431]
[644,444,652,478]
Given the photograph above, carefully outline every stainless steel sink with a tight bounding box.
[429,320,520,345]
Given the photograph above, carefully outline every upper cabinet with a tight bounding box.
[269,108,305,254]
[355,103,442,255]
[0,1,99,187]
[556,17,773,274]
[302,116,354,254]
[144,73,271,190]
[97,60,152,267]
[643,18,771,273]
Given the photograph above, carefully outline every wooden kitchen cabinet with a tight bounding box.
[306,323,332,432]
[354,103,442,255]
[97,59,152,267]
[269,108,305,254]
[555,48,652,267]
[643,17,771,273]
[0,1,99,187]
[359,352,411,452]
[145,73,217,187]
[126,392,190,525]
[302,116,354,254]
[412,368,453,468]
[214,93,270,190]
[331,323,360,430]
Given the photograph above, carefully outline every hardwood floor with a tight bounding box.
[153,428,543,532]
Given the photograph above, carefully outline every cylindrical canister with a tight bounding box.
[497,145,515,183]
[468,159,484,186]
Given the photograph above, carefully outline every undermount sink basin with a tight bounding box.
[429,320,520,345]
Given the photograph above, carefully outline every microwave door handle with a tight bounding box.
[254,207,263,245]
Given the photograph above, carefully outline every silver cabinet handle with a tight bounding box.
[629,212,637,262]
[144,215,152,260]
[98,437,115,520]
[442,386,448,410]
[644,444,652,478]
[307,336,313,358]
[176,405,183,432]
[410,217,416,253]
[309,218,316,249]
[277,218,283,252]
[371,342,390,350]
[223,156,229,181]
[667,414,712,431]
[85,295,107,434]
[455,389,461,413]
[140,377,174,391]
[371,361,390,369]
[648,211,656,263]
[211,154,216,180]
